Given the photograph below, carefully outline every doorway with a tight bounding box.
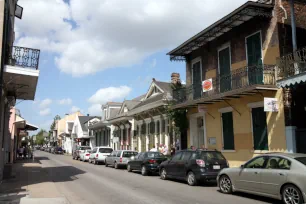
[190,113,206,149]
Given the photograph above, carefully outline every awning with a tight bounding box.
[168,1,273,60]
[25,122,39,131]
[277,72,306,88]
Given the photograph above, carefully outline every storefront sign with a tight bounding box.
[264,97,279,112]
[202,79,213,92]
[198,105,207,113]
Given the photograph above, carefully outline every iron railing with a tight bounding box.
[173,64,275,104]
[277,47,306,79]
[6,46,40,69]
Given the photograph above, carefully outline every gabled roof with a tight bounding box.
[79,116,100,132]
[109,108,120,119]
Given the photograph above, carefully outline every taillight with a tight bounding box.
[120,158,122,163]
[148,159,156,164]
[96,154,98,157]
[86,154,90,156]
[196,159,205,167]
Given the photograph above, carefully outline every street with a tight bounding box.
[34,151,280,204]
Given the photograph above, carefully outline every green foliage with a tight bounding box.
[50,115,61,131]
[34,129,47,145]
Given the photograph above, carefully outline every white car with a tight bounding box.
[89,146,113,165]
[79,149,92,162]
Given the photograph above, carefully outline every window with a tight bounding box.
[150,121,155,134]
[141,123,146,135]
[116,151,122,157]
[122,151,138,158]
[92,148,97,153]
[295,157,306,166]
[200,152,226,163]
[266,157,291,169]
[161,120,166,133]
[99,148,113,153]
[79,146,91,150]
[138,153,145,160]
[171,152,183,162]
[181,152,192,161]
[251,107,268,150]
[245,156,267,169]
[156,121,160,134]
[146,152,164,158]
[222,112,235,150]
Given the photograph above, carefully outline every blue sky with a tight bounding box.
[14,0,250,133]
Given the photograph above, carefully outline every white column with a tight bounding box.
[146,122,149,151]
[159,119,163,145]
[125,123,130,150]
[165,118,169,147]
[285,126,297,153]
[138,123,141,152]
[154,120,158,148]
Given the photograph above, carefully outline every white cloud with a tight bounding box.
[39,98,52,109]
[17,0,249,77]
[58,98,72,105]
[181,80,186,85]
[70,106,83,114]
[39,108,51,116]
[87,86,132,116]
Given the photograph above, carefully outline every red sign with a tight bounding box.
[202,79,213,92]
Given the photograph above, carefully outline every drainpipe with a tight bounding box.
[289,0,297,52]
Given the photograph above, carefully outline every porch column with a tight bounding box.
[125,123,130,150]
[146,122,149,151]
[165,118,169,148]
[120,125,124,150]
[154,120,158,148]
[138,123,141,152]
[283,87,297,153]
[159,119,162,146]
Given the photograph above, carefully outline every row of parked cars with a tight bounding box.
[70,146,306,204]
[39,146,65,154]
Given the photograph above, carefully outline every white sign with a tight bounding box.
[198,105,207,113]
[264,97,279,112]
[113,137,119,143]
[202,79,213,92]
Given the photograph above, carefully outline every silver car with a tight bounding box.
[105,150,138,169]
[217,153,306,204]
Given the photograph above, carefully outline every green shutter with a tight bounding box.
[222,112,235,150]
[219,47,231,93]
[251,107,268,150]
[192,61,202,100]
[247,32,263,84]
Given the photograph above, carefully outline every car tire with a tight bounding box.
[160,168,167,180]
[219,175,233,194]
[141,165,148,176]
[187,171,197,186]
[282,184,304,204]
[114,162,118,169]
[105,161,108,167]
[127,164,132,172]
[93,159,97,165]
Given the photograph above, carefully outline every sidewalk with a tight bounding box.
[0,158,69,204]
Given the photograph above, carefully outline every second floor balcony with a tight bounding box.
[173,64,276,106]
[6,46,40,70]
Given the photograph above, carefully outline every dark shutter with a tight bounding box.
[247,32,263,84]
[141,123,146,135]
[222,112,235,150]
[219,47,231,93]
[161,120,166,133]
[192,61,202,100]
[156,121,160,134]
[251,107,268,150]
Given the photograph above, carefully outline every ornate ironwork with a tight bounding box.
[6,46,40,69]
[173,64,276,104]
[277,46,306,79]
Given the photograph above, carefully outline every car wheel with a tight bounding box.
[160,168,167,180]
[219,175,233,194]
[127,164,132,172]
[141,165,148,176]
[93,159,97,165]
[114,162,118,169]
[282,184,304,204]
[105,161,108,167]
[187,171,197,186]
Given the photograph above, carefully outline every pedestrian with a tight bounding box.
[163,145,168,155]
[19,146,24,159]
[150,145,158,152]
[23,146,28,159]
[170,145,176,156]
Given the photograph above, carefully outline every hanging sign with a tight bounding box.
[202,79,213,92]
[264,97,279,112]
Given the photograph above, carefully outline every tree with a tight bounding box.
[50,115,61,131]
[34,129,47,145]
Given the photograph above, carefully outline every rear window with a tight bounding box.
[86,150,92,153]
[99,148,113,153]
[79,147,91,150]
[147,152,164,158]
[122,151,138,158]
[295,157,306,165]
[200,151,226,162]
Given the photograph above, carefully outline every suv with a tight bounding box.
[105,150,138,169]
[159,149,229,186]
[89,146,113,165]
[73,146,91,160]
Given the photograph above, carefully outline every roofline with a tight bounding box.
[167,1,274,55]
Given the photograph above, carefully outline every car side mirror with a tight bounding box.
[130,156,135,160]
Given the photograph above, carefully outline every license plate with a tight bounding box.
[213,165,220,170]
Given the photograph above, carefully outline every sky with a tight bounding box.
[15,0,252,134]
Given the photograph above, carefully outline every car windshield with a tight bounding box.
[122,151,138,158]
[99,148,113,153]
[79,147,91,150]
[147,152,164,158]
[200,152,226,162]
[295,157,306,165]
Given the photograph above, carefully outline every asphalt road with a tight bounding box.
[34,151,281,204]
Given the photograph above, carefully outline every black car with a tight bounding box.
[159,149,229,186]
[55,147,64,154]
[127,152,167,176]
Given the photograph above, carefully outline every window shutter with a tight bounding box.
[251,107,268,150]
[222,112,235,150]
[150,121,155,134]
[161,120,166,133]
[156,121,160,134]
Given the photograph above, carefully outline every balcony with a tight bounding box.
[4,46,40,100]
[277,47,306,87]
[173,65,276,106]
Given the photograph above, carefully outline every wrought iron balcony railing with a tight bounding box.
[277,47,306,79]
[173,64,275,104]
[6,46,40,70]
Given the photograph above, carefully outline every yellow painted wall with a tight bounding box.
[57,111,83,136]
[187,90,287,167]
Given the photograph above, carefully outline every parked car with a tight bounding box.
[127,152,167,176]
[72,146,91,160]
[217,153,306,204]
[79,149,92,162]
[89,146,113,165]
[105,150,138,169]
[159,149,228,186]
[54,147,64,154]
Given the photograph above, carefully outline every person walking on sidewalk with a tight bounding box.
[18,146,24,159]
[23,146,28,159]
